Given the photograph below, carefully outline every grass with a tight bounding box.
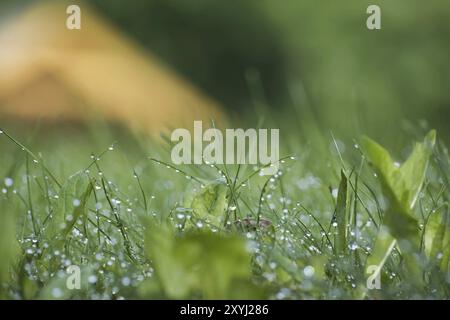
[0,114,449,300]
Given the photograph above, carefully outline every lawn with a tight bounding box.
[0,109,448,299]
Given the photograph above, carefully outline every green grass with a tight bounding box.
[0,115,449,300]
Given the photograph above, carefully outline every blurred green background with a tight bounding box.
[1,0,450,144]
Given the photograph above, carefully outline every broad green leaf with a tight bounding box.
[183,179,228,225]
[362,130,435,212]
[335,170,348,254]
[362,131,436,287]
[144,222,260,299]
[424,205,450,273]
[144,223,193,298]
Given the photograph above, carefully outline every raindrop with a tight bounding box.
[121,277,131,286]
[51,288,63,298]
[176,213,185,220]
[88,275,98,284]
[4,177,13,187]
[303,266,315,278]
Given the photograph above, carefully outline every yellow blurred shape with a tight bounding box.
[0,1,225,136]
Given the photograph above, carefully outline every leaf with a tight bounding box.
[365,227,396,282]
[144,222,260,299]
[183,179,228,225]
[362,131,436,284]
[362,130,436,212]
[424,205,450,273]
[335,170,348,255]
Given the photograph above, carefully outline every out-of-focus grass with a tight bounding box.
[0,106,449,299]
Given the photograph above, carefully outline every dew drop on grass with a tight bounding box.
[303,266,315,278]
[331,188,338,198]
[176,213,185,220]
[4,177,13,187]
[88,275,98,284]
[121,277,131,286]
[73,199,81,207]
[52,288,63,298]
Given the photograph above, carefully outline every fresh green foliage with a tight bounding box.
[0,125,449,299]
[362,131,443,292]
[183,179,228,226]
[143,222,262,299]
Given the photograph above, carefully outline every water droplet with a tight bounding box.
[303,266,315,278]
[88,275,98,284]
[4,177,13,187]
[73,199,81,207]
[176,213,185,220]
[121,277,131,286]
[51,288,63,298]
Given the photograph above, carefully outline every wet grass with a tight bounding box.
[0,115,449,300]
